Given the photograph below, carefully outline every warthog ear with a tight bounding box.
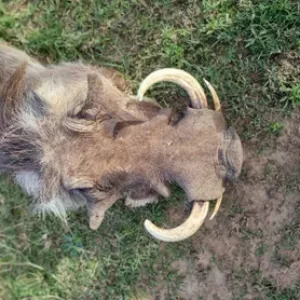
[0,62,27,128]
[66,72,164,136]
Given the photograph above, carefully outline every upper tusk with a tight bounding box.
[137,68,207,109]
[203,79,221,112]
[144,201,209,242]
[209,194,223,220]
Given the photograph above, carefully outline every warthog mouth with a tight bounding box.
[136,68,237,242]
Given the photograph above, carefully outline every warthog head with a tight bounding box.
[0,56,243,241]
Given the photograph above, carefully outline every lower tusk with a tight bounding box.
[144,201,209,242]
[209,195,223,220]
[203,79,221,112]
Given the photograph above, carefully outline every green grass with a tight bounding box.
[0,176,191,299]
[0,0,300,299]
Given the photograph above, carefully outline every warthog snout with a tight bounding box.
[135,69,243,241]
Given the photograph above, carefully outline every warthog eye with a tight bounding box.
[77,187,93,194]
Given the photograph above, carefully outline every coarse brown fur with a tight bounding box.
[0,42,243,229]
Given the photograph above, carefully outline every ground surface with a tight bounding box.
[0,1,300,299]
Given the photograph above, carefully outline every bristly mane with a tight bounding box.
[0,64,42,172]
[0,63,78,219]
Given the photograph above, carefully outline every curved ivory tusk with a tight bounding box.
[203,79,221,112]
[144,201,209,242]
[137,68,207,108]
[209,195,223,220]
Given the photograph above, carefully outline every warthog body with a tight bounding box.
[0,43,243,241]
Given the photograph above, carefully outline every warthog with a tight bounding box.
[0,43,243,242]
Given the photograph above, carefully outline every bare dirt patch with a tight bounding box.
[167,110,300,300]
